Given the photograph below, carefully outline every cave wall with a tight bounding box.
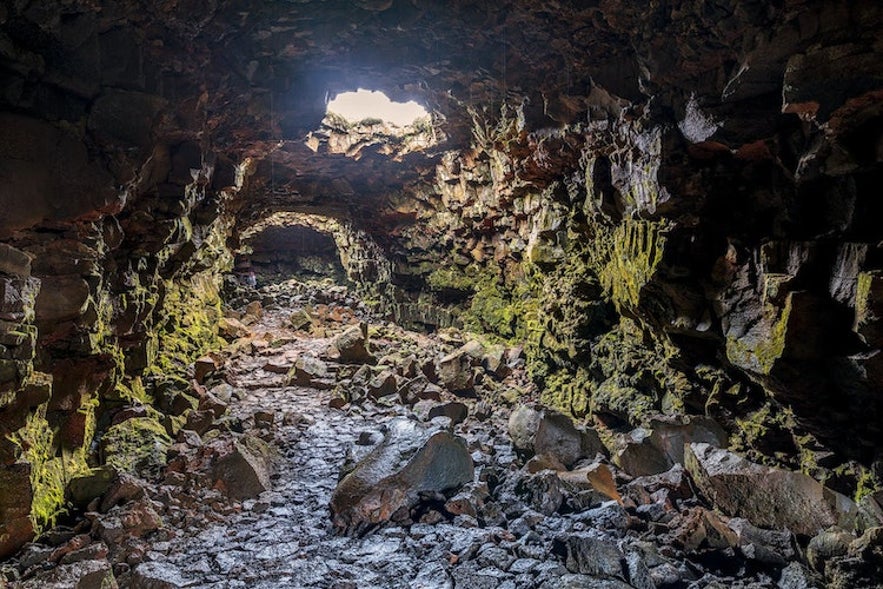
[0,0,881,557]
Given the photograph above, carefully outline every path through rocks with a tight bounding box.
[144,305,505,589]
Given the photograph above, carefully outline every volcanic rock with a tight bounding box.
[685,443,860,536]
[330,418,473,534]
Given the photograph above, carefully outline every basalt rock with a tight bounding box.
[685,443,864,537]
[330,418,473,534]
[508,405,605,468]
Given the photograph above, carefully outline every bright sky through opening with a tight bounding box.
[326,89,429,126]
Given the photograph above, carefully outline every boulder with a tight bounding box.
[558,533,626,579]
[428,401,469,426]
[330,325,373,364]
[508,405,605,468]
[211,435,274,500]
[287,355,330,387]
[218,317,251,339]
[289,308,314,330]
[18,559,116,589]
[613,416,727,477]
[482,344,511,379]
[193,356,217,384]
[685,443,860,536]
[330,418,473,534]
[727,517,796,565]
[130,561,193,589]
[367,370,398,399]
[438,348,474,394]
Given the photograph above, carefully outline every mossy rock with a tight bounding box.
[591,377,658,424]
[101,416,172,478]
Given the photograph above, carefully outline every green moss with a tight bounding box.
[726,293,792,375]
[592,219,667,311]
[100,413,172,478]
[854,467,880,503]
[11,404,91,532]
[150,271,223,375]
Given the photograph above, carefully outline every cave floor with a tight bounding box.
[147,306,497,588]
[2,282,825,588]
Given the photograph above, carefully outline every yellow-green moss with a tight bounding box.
[101,412,172,477]
[11,403,91,532]
[726,293,792,375]
[592,219,667,310]
[151,271,223,375]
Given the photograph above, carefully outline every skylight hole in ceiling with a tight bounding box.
[326,89,429,127]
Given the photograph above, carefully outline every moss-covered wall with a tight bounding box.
[375,99,882,499]
[0,142,240,555]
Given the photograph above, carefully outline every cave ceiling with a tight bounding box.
[5,0,879,233]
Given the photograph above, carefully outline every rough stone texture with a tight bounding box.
[210,436,274,500]
[0,0,881,555]
[330,325,373,364]
[330,418,473,534]
[685,443,861,537]
[509,405,604,468]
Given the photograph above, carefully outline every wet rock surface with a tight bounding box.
[3,282,880,588]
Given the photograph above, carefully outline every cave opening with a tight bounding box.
[235,214,350,288]
[325,89,429,128]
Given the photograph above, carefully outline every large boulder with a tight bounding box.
[210,435,274,500]
[330,325,374,364]
[613,416,728,477]
[685,443,860,536]
[330,418,473,534]
[286,355,330,388]
[508,405,605,468]
[437,348,474,394]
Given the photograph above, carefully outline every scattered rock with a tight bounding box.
[614,416,727,477]
[330,325,374,364]
[211,435,274,500]
[130,561,192,589]
[509,405,604,468]
[218,317,251,339]
[289,308,313,330]
[287,355,330,387]
[558,533,625,578]
[438,349,474,394]
[428,401,469,426]
[193,356,217,384]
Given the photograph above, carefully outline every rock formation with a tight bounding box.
[0,0,882,585]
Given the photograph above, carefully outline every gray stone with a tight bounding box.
[330,418,473,533]
[686,443,860,536]
[428,401,469,425]
[287,355,330,387]
[331,325,374,364]
[211,435,274,500]
[19,559,116,589]
[728,517,796,565]
[438,349,474,393]
[130,561,193,588]
[509,405,604,468]
[614,416,727,477]
[561,533,625,578]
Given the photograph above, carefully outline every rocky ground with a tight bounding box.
[1,279,882,589]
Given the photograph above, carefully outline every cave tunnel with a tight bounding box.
[1,1,883,587]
